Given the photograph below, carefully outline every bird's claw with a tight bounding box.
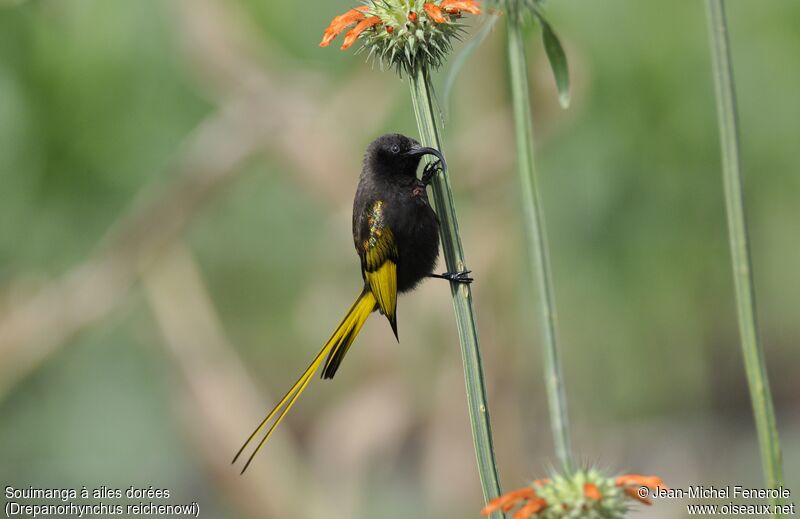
[439,270,473,284]
[421,159,443,186]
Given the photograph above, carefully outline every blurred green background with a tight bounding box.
[1,0,798,518]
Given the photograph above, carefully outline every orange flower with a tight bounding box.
[479,471,666,517]
[320,0,482,73]
[583,482,603,501]
[512,498,547,519]
[319,6,370,48]
[615,474,667,506]
[622,486,651,505]
[423,3,447,23]
[480,487,537,515]
[615,474,667,490]
[440,0,481,15]
[341,16,382,50]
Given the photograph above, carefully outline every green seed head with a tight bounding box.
[360,0,466,75]
[534,470,629,519]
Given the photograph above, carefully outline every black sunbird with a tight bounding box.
[233,133,472,473]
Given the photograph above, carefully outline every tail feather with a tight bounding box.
[389,316,398,341]
[233,289,376,473]
[321,288,377,379]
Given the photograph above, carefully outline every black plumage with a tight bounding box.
[354,134,442,293]
[233,133,471,473]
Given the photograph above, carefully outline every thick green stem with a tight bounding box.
[705,0,783,509]
[506,20,574,475]
[408,66,503,513]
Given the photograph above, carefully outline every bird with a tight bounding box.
[232,133,473,473]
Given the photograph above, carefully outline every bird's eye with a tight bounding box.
[390,144,401,154]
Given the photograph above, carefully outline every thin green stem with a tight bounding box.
[705,0,783,509]
[408,66,503,514]
[506,20,574,475]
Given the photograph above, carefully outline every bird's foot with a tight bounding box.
[430,270,473,284]
[421,159,443,186]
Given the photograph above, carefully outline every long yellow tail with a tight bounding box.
[233,289,376,473]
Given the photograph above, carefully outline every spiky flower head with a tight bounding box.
[481,470,666,519]
[320,0,481,75]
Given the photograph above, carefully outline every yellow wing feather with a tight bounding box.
[364,241,397,326]
[360,200,399,333]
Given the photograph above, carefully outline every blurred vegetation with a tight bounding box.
[1,1,798,518]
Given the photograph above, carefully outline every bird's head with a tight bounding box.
[364,133,446,181]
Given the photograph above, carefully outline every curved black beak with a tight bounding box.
[407,145,447,173]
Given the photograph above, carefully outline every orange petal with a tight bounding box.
[480,488,537,516]
[583,483,603,501]
[500,488,537,512]
[623,486,652,506]
[615,474,667,490]
[440,0,481,15]
[423,3,447,23]
[513,498,547,519]
[532,478,551,487]
[341,16,381,50]
[480,500,503,516]
[320,6,369,47]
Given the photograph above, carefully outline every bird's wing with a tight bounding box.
[359,200,399,337]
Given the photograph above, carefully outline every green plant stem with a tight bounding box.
[506,20,574,475]
[705,0,783,508]
[408,66,503,513]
